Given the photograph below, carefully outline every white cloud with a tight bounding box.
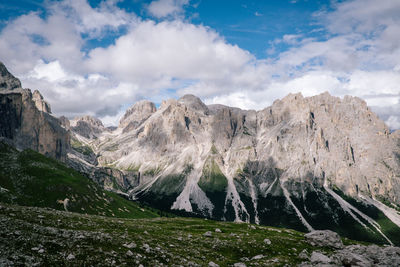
[27,60,80,82]
[21,60,140,119]
[0,0,399,130]
[386,116,400,130]
[86,20,253,91]
[147,0,189,18]
[322,0,400,35]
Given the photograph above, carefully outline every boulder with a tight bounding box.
[310,251,331,264]
[305,230,344,249]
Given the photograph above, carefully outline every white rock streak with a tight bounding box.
[360,195,400,228]
[324,180,393,245]
[280,181,314,232]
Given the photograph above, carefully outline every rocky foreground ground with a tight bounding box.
[1,203,400,266]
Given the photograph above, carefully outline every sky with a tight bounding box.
[0,0,399,129]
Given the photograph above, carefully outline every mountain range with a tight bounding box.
[1,61,400,246]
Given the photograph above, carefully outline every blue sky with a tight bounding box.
[0,0,399,128]
[1,0,334,58]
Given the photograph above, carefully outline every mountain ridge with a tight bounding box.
[1,61,400,246]
[66,87,400,245]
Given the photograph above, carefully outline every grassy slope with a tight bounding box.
[198,157,228,193]
[332,188,400,245]
[0,142,157,219]
[0,202,358,267]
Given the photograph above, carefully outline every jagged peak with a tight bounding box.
[123,100,156,116]
[32,89,44,100]
[178,94,209,113]
[72,115,104,128]
[119,100,157,129]
[0,61,22,91]
[32,89,52,113]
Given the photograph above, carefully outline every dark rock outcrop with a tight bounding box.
[0,62,69,161]
[0,62,21,91]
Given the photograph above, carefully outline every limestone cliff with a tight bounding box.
[0,62,69,161]
[69,92,400,245]
[119,100,157,132]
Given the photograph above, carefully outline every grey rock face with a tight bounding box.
[71,115,107,139]
[336,250,371,267]
[0,89,69,161]
[0,62,21,91]
[67,91,400,245]
[0,63,69,161]
[178,94,209,114]
[59,116,71,130]
[32,90,51,113]
[310,251,331,264]
[305,230,344,249]
[119,100,156,132]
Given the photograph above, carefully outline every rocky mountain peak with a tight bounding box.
[119,100,157,131]
[32,90,51,113]
[178,94,209,114]
[0,62,22,91]
[63,88,400,245]
[73,115,104,128]
[70,115,106,139]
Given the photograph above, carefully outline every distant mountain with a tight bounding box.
[68,92,400,245]
[1,62,400,246]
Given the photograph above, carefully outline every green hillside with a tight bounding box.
[0,142,158,219]
[0,203,358,267]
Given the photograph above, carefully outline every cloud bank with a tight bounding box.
[0,0,399,129]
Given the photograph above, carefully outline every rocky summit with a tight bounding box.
[67,86,400,244]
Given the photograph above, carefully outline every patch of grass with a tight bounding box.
[0,202,346,267]
[0,142,158,219]
[332,188,400,245]
[71,138,94,156]
[103,143,119,152]
[143,166,162,176]
[198,157,227,193]
[210,144,218,155]
[125,164,141,172]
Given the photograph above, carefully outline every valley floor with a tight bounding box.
[1,202,400,267]
[0,202,328,266]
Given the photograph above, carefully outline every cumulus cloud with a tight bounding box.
[386,116,400,130]
[86,20,253,89]
[0,0,399,129]
[22,60,140,119]
[147,0,189,18]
